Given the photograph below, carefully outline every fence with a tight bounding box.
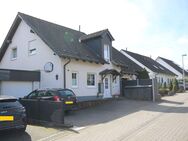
[122,78,159,101]
[19,99,64,125]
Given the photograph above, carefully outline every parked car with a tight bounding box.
[23,88,77,111]
[0,95,27,132]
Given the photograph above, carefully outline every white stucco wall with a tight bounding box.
[0,20,64,89]
[65,59,121,97]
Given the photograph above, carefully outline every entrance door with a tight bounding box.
[103,75,112,98]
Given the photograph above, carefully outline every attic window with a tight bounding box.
[28,39,37,56]
[11,47,17,60]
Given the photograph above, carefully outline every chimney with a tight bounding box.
[79,25,81,32]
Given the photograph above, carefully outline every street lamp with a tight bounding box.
[182,54,187,91]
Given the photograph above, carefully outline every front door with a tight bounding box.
[103,75,112,98]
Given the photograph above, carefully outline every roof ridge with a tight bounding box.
[158,56,174,62]
[123,50,153,60]
[18,12,86,35]
[79,28,114,41]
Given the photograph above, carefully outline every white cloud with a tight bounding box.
[177,37,188,45]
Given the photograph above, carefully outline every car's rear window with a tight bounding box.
[58,90,74,97]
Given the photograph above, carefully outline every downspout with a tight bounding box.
[64,58,71,89]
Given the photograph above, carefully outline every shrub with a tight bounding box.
[159,88,169,96]
[177,86,184,93]
[168,81,173,91]
[136,69,149,79]
[172,78,179,92]
[163,82,167,89]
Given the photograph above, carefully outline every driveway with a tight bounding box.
[0,125,63,141]
[1,92,188,141]
[59,92,188,141]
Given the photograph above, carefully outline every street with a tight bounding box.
[1,92,188,141]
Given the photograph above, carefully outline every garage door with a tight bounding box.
[0,81,38,98]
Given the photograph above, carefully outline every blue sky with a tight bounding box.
[127,0,188,68]
[0,0,187,69]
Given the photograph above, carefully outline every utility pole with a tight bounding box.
[182,54,187,91]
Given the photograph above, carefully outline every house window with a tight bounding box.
[161,77,163,83]
[87,73,96,86]
[72,72,78,87]
[11,47,17,60]
[28,39,37,55]
[104,44,110,62]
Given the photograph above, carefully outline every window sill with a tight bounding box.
[86,85,96,89]
[11,58,17,61]
[72,86,78,89]
[28,53,37,56]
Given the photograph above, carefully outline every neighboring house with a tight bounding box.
[0,12,141,98]
[156,57,188,80]
[121,50,177,85]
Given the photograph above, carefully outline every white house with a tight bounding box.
[0,12,142,98]
[121,50,177,85]
[156,57,188,80]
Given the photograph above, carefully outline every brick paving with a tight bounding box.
[50,92,188,141]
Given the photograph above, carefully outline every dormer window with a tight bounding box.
[104,44,110,62]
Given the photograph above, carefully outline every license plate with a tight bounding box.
[0,116,14,121]
[65,101,73,104]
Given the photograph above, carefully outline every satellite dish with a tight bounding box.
[44,62,53,72]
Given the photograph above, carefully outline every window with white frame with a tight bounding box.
[11,47,17,60]
[72,72,78,87]
[104,44,110,62]
[28,39,37,55]
[87,73,96,86]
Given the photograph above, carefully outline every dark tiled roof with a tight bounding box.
[112,48,143,74]
[158,57,188,76]
[19,13,107,64]
[0,12,106,64]
[80,29,114,41]
[122,50,176,76]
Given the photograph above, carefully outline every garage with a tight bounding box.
[0,69,40,97]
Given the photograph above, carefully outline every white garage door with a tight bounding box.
[0,81,38,98]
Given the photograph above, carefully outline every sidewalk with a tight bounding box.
[50,92,188,141]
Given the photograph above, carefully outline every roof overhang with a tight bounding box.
[99,69,121,81]
[99,69,121,76]
[0,15,22,61]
